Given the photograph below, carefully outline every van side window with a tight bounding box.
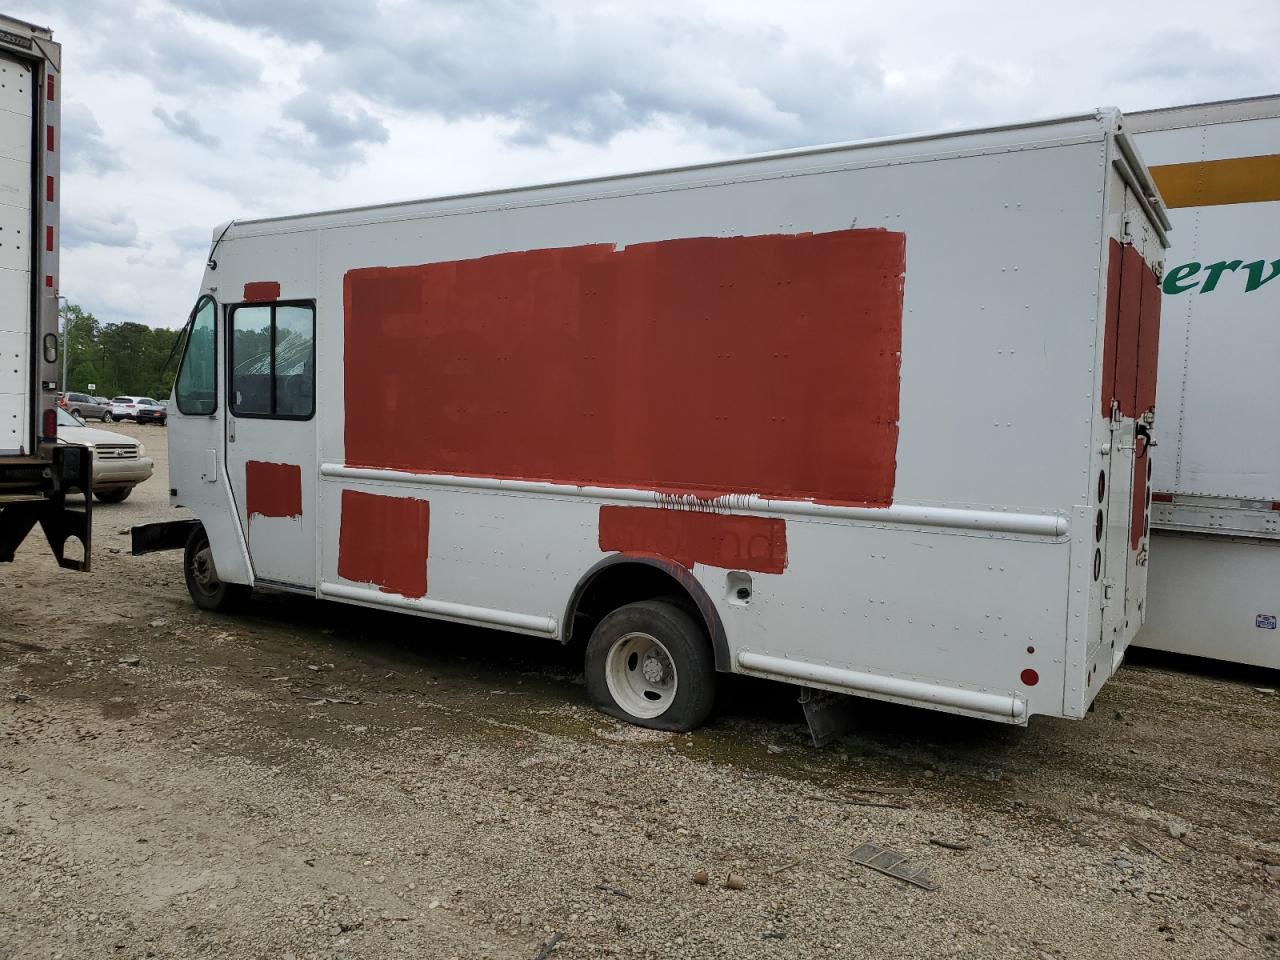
[229,301,315,419]
[175,296,218,415]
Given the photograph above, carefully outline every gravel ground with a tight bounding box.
[1,422,1278,959]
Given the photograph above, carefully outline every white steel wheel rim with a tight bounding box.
[604,631,679,719]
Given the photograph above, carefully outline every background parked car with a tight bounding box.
[56,408,154,502]
[108,396,166,422]
[136,402,168,426]
[57,392,111,421]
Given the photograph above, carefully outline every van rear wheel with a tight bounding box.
[184,527,247,612]
[585,599,715,732]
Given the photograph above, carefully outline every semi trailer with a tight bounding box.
[1129,96,1280,670]
[0,15,90,572]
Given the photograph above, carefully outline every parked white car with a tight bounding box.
[108,395,165,422]
[57,408,154,502]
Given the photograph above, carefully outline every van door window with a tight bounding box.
[175,296,218,415]
[229,301,315,419]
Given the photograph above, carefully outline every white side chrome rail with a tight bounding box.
[319,464,1068,539]
[736,650,1028,720]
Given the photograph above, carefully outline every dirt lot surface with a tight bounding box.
[1,422,1278,959]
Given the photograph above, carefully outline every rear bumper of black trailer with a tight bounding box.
[0,444,93,571]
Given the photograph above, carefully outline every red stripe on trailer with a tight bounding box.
[45,176,54,202]
[1151,492,1173,503]
[45,124,53,151]
[45,226,53,251]
[245,460,302,519]
[243,281,281,302]
[45,275,52,288]
[46,75,54,100]
[343,229,905,506]
[598,505,787,574]
[338,490,429,598]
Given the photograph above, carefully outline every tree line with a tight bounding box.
[60,303,183,400]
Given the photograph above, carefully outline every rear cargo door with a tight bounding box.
[0,50,32,455]
[1094,191,1161,670]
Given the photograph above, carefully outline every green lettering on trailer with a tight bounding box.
[1243,259,1280,293]
[1162,262,1200,294]
[1162,258,1280,294]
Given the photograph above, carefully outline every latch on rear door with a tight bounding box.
[1101,578,1115,607]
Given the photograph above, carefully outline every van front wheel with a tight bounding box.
[184,528,247,612]
[585,599,715,732]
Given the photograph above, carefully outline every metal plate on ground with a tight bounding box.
[850,842,938,890]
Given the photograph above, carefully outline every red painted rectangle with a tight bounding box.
[1102,239,1162,420]
[45,225,53,251]
[598,505,787,574]
[338,490,429,598]
[1133,249,1162,418]
[344,229,905,506]
[1151,492,1173,503]
[45,175,54,202]
[245,460,302,519]
[243,281,281,302]
[45,124,53,152]
[44,275,52,288]
[1100,240,1122,418]
[46,76,54,101]
[1131,440,1148,551]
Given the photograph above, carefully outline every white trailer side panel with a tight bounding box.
[1131,97,1280,668]
[0,46,32,455]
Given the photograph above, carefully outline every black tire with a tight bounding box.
[184,527,248,613]
[585,599,716,732]
[69,409,80,418]
[103,412,113,422]
[94,487,132,503]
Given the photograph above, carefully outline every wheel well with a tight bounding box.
[564,556,730,671]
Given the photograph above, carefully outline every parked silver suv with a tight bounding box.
[58,392,111,421]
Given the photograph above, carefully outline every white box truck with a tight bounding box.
[0,15,91,571]
[1129,96,1280,669]
[136,110,1169,731]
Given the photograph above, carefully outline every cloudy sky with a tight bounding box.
[15,0,1280,329]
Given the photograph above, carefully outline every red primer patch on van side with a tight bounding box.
[338,490,429,598]
[598,506,787,574]
[243,281,281,302]
[343,229,905,506]
[245,461,302,519]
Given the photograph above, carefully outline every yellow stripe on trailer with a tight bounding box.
[1149,154,1280,208]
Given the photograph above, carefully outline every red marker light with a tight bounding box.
[42,408,56,439]
[1020,668,1039,687]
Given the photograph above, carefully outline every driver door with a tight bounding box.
[222,297,318,589]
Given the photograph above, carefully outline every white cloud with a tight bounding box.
[7,0,1279,331]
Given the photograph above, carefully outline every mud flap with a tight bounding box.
[131,519,198,555]
[799,687,859,747]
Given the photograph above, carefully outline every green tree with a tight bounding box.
[59,303,184,399]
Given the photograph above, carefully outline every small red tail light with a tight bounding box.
[42,408,56,439]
